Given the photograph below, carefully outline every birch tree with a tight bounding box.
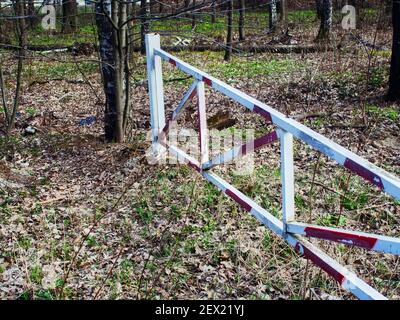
[268,0,278,32]
[1,0,26,134]
[95,0,130,142]
[62,0,78,33]
[224,0,233,61]
[238,0,245,41]
[316,0,332,41]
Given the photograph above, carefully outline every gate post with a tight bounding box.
[278,129,295,234]
[145,34,166,158]
[197,81,209,165]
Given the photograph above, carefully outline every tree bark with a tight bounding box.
[224,0,233,61]
[268,0,278,31]
[192,0,197,29]
[140,0,150,55]
[27,0,37,29]
[62,0,78,33]
[95,0,124,142]
[388,0,400,101]
[279,0,287,23]
[211,0,217,23]
[238,0,245,41]
[6,0,26,134]
[316,0,323,19]
[316,0,332,41]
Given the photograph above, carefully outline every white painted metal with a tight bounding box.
[287,222,400,256]
[202,171,386,300]
[169,145,200,169]
[154,46,400,201]
[145,34,399,300]
[145,34,166,156]
[279,129,295,232]
[202,131,278,171]
[197,81,209,165]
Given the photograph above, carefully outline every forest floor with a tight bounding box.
[1,10,400,300]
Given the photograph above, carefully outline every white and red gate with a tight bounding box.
[145,34,400,300]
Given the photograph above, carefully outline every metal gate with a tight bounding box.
[145,34,400,300]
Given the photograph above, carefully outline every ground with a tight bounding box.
[0,8,399,300]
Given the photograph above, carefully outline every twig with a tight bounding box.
[93,246,125,300]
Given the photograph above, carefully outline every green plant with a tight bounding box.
[18,237,32,250]
[366,105,399,121]
[136,201,153,224]
[35,289,53,300]
[319,214,347,227]
[87,235,97,247]
[342,192,369,211]
[25,107,37,117]
[368,67,386,88]
[30,265,43,285]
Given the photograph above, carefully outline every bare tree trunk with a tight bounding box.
[224,0,233,61]
[379,0,392,29]
[279,0,287,23]
[6,0,26,134]
[159,1,163,14]
[62,0,78,33]
[95,0,124,142]
[27,0,37,29]
[238,0,245,41]
[268,0,278,31]
[191,0,197,29]
[388,0,400,101]
[316,0,332,41]
[211,0,217,23]
[140,0,150,55]
[316,0,323,19]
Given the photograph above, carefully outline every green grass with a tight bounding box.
[366,104,399,121]
[367,67,386,88]
[25,60,98,81]
[212,58,304,79]
[30,265,43,285]
[288,10,317,24]
[22,9,318,48]
[136,200,154,224]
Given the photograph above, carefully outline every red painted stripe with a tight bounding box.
[189,88,197,100]
[295,243,345,284]
[304,226,378,250]
[241,131,278,155]
[225,189,252,212]
[162,121,170,134]
[169,58,177,66]
[188,161,201,173]
[203,76,213,87]
[344,158,384,190]
[253,105,272,122]
[254,131,278,149]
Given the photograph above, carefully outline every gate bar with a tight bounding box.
[164,142,387,300]
[202,130,278,170]
[287,222,400,255]
[155,46,400,201]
